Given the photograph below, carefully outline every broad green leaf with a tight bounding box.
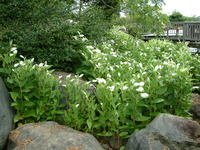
[23,110,36,117]
[14,114,20,123]
[23,101,35,107]
[157,87,168,95]
[11,102,18,107]
[86,119,92,129]
[151,98,165,104]
[119,132,129,137]
[97,132,113,137]
[10,92,19,101]
[55,110,64,114]
[135,116,150,121]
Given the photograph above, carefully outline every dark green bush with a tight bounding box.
[0,0,87,72]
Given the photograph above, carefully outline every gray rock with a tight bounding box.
[126,113,200,150]
[190,94,200,119]
[0,77,15,149]
[7,121,104,150]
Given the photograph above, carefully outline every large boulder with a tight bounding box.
[126,113,200,150]
[7,121,104,150]
[0,77,15,149]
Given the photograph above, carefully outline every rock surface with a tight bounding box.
[126,113,200,150]
[190,94,200,120]
[7,121,104,150]
[0,77,15,150]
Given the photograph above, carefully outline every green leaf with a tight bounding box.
[11,102,18,107]
[135,116,150,121]
[151,98,165,104]
[119,132,129,137]
[0,68,6,74]
[97,132,113,137]
[10,92,19,101]
[55,110,64,114]
[23,101,35,107]
[23,110,36,117]
[86,119,92,129]
[158,87,168,95]
[14,114,20,123]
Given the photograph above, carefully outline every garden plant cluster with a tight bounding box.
[0,29,200,143]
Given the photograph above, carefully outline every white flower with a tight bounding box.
[96,78,106,84]
[142,72,146,75]
[38,63,44,67]
[20,55,25,59]
[107,74,111,78]
[68,19,73,23]
[93,49,101,53]
[134,82,144,86]
[19,61,25,66]
[79,34,84,37]
[30,58,34,62]
[96,63,101,68]
[76,104,80,107]
[82,38,88,42]
[10,54,14,56]
[14,63,19,67]
[130,79,135,83]
[79,74,84,78]
[140,93,149,98]
[107,86,115,92]
[118,73,121,77]
[110,66,114,71]
[13,50,17,54]
[171,73,176,76]
[72,36,78,40]
[193,86,199,89]
[86,45,94,50]
[66,74,71,78]
[62,84,66,87]
[154,65,163,72]
[10,47,17,52]
[58,76,62,79]
[136,87,144,92]
[122,86,128,90]
[32,65,36,69]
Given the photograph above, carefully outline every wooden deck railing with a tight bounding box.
[166,21,200,41]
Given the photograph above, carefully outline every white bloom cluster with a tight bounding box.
[136,87,144,92]
[140,93,149,98]
[10,47,17,56]
[107,86,115,92]
[134,82,144,86]
[92,78,106,84]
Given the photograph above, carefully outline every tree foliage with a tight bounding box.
[169,11,198,22]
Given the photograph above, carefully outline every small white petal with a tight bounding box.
[122,86,128,90]
[136,87,144,92]
[140,93,149,98]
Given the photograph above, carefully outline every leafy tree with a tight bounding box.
[0,0,85,72]
[169,11,198,22]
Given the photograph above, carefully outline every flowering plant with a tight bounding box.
[74,32,193,141]
[0,46,65,124]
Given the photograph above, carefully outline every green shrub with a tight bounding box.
[190,54,200,93]
[0,0,87,72]
[0,46,65,124]
[72,32,193,140]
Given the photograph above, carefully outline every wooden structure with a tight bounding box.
[142,21,200,43]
